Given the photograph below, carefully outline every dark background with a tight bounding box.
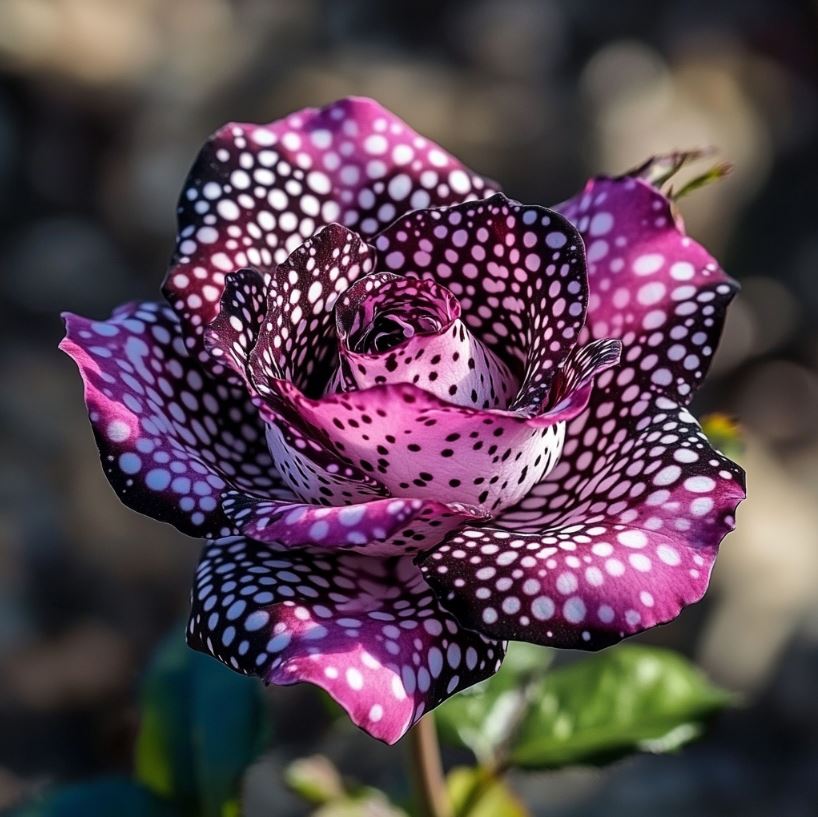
[1,1,817,815]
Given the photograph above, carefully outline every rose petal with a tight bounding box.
[204,268,268,385]
[556,174,738,403]
[374,194,588,412]
[222,492,487,557]
[265,380,567,514]
[264,414,387,505]
[163,97,498,357]
[419,393,745,648]
[249,224,376,396]
[60,302,288,536]
[334,273,518,408]
[187,538,505,744]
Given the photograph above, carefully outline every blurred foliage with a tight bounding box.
[701,413,745,461]
[135,632,271,817]
[446,767,529,817]
[9,778,178,817]
[437,644,732,770]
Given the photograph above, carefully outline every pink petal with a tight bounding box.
[420,393,745,648]
[374,194,588,412]
[249,224,376,397]
[222,492,486,557]
[333,273,518,408]
[163,97,498,357]
[556,174,738,403]
[187,539,505,744]
[60,302,287,536]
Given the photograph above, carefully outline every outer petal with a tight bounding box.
[164,97,497,355]
[60,302,287,536]
[374,194,588,413]
[249,224,377,395]
[556,174,738,403]
[186,538,505,744]
[222,492,486,557]
[419,393,745,648]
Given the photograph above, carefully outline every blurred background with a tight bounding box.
[0,0,817,814]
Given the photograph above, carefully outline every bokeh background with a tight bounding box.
[1,0,817,814]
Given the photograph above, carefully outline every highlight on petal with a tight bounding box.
[186,538,505,744]
[420,393,745,649]
[163,97,498,354]
[333,273,518,408]
[556,174,738,403]
[222,492,487,557]
[60,302,287,536]
[374,193,589,412]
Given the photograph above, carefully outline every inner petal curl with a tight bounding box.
[329,272,519,409]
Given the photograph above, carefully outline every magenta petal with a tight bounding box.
[60,302,287,536]
[204,268,267,385]
[249,224,376,396]
[420,394,745,648]
[333,273,518,408]
[163,97,497,356]
[556,175,738,403]
[222,492,487,557]
[374,194,588,411]
[187,539,505,744]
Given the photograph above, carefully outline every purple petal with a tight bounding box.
[333,273,518,408]
[374,194,588,412]
[248,224,376,396]
[222,492,486,557]
[556,175,738,403]
[204,268,268,385]
[60,302,287,536]
[420,394,745,648]
[163,97,498,356]
[187,538,505,744]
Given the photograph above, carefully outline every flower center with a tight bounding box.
[329,272,519,411]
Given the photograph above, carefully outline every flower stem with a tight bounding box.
[409,715,452,817]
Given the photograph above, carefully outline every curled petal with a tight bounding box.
[267,380,567,514]
[163,97,497,356]
[204,268,268,385]
[556,174,738,403]
[334,273,518,408]
[420,394,745,648]
[222,492,487,557]
[374,194,588,412]
[249,224,377,396]
[187,539,505,744]
[60,302,287,536]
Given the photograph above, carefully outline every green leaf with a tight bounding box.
[701,413,745,461]
[10,777,179,817]
[446,767,529,817]
[284,755,346,806]
[509,645,733,769]
[435,642,552,764]
[135,630,271,817]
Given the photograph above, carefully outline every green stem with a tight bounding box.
[409,715,452,817]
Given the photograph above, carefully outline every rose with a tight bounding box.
[61,97,744,744]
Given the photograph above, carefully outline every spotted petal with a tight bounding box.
[164,97,498,357]
[60,302,288,536]
[187,538,505,744]
[556,174,738,403]
[420,393,745,648]
[222,492,486,557]
[374,194,588,413]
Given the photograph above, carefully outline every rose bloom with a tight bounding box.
[62,98,744,744]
